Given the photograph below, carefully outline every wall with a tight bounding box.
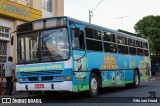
[30,0,41,10]
[0,17,14,58]
[13,20,24,64]
[42,10,54,18]
[1,0,64,64]
[54,0,64,16]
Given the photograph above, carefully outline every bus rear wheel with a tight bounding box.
[87,73,98,97]
[126,71,140,88]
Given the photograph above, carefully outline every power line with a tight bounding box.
[89,0,104,23]
[92,0,104,12]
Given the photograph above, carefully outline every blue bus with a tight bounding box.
[15,16,151,97]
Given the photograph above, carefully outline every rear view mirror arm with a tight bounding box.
[10,31,17,46]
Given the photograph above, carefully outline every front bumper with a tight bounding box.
[16,81,72,92]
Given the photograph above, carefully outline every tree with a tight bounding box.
[134,15,160,60]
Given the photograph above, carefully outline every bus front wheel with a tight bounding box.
[87,73,98,97]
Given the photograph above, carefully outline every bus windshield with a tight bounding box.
[17,28,69,64]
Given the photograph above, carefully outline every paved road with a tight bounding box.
[0,80,160,106]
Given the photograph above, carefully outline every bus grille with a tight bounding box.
[20,70,62,76]
[28,77,38,81]
[27,76,54,81]
[42,76,54,81]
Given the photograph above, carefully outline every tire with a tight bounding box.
[87,73,99,97]
[126,71,140,88]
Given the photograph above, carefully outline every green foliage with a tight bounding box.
[134,15,160,60]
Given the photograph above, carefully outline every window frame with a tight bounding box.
[42,0,52,12]
[0,26,10,38]
[103,31,116,43]
[85,27,103,52]
[71,28,85,50]
[117,35,128,54]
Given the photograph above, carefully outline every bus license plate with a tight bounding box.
[35,84,44,88]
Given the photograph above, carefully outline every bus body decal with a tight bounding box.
[17,63,64,72]
[72,50,89,92]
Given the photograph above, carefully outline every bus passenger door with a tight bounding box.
[70,23,89,92]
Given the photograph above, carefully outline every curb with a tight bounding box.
[148,77,160,81]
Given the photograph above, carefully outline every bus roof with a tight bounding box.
[67,16,148,42]
[17,16,148,42]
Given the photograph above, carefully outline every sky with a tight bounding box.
[64,0,160,33]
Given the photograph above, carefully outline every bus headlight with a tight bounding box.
[19,78,27,82]
[66,75,72,80]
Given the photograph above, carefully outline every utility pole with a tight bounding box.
[116,16,129,29]
[89,10,92,23]
[89,0,104,23]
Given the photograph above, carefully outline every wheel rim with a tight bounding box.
[135,74,139,85]
[91,77,97,93]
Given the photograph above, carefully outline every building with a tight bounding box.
[0,0,64,72]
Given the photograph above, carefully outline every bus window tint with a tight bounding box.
[118,45,128,54]
[104,43,117,53]
[86,27,101,40]
[128,38,136,55]
[128,38,135,46]
[136,40,141,47]
[94,30,101,40]
[137,48,143,55]
[71,29,84,50]
[103,32,115,42]
[143,42,148,49]
[129,47,136,55]
[79,31,85,49]
[85,27,94,39]
[86,39,102,51]
[117,36,127,45]
[144,50,149,56]
[117,35,128,54]
[85,27,103,51]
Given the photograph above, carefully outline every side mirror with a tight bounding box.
[10,31,17,46]
[11,36,14,46]
[75,28,80,37]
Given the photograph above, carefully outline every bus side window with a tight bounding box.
[143,42,148,49]
[71,29,84,50]
[85,27,94,39]
[117,35,128,54]
[94,29,101,40]
[128,38,135,46]
[144,49,149,56]
[136,40,141,48]
[103,31,115,43]
[137,48,144,55]
[117,36,127,45]
[143,42,149,56]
